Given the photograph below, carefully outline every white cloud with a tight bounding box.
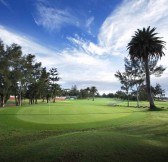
[86,16,94,35]
[0,25,120,94]
[1,0,168,94]
[67,35,109,55]
[34,3,78,31]
[0,25,57,57]
[86,16,94,28]
[98,0,168,64]
[97,0,168,94]
[65,0,168,94]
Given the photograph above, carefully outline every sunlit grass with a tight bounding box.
[0,98,167,161]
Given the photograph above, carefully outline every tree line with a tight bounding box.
[0,40,61,107]
[66,85,98,101]
[1,26,166,110]
[102,83,165,101]
[0,39,99,107]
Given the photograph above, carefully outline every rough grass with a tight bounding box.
[0,98,167,161]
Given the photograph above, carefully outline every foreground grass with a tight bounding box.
[0,98,168,161]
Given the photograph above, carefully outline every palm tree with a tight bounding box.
[90,86,97,101]
[127,26,165,110]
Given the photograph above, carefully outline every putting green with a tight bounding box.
[16,101,132,124]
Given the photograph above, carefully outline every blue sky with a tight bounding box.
[0,0,168,94]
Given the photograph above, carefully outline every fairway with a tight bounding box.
[0,98,168,162]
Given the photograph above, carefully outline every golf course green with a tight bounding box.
[16,100,132,124]
[0,98,167,161]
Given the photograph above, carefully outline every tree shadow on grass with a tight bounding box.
[106,104,168,112]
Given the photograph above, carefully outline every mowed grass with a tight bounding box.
[0,98,168,162]
[16,100,131,124]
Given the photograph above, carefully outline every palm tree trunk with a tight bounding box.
[144,58,155,110]
[136,84,140,107]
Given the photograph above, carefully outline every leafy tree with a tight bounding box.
[22,54,35,104]
[86,87,90,100]
[22,54,43,105]
[124,58,143,106]
[148,57,166,77]
[27,61,42,104]
[0,41,24,107]
[0,39,61,107]
[107,93,115,98]
[115,69,133,106]
[115,91,127,100]
[124,57,166,107]
[153,83,165,100]
[62,89,70,97]
[38,68,50,102]
[0,40,10,107]
[102,93,107,98]
[69,85,79,97]
[49,68,60,102]
[8,43,24,106]
[127,26,165,110]
[78,88,89,99]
